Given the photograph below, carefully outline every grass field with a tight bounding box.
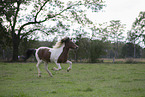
[0,62,145,97]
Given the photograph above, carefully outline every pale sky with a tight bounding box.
[22,0,145,44]
[89,0,145,31]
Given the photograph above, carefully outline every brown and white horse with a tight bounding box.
[29,37,78,77]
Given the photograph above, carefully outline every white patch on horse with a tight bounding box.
[50,43,65,62]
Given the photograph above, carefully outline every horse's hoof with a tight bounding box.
[53,67,57,71]
[49,72,53,77]
[53,67,60,71]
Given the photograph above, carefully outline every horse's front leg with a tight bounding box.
[66,60,72,72]
[53,62,62,71]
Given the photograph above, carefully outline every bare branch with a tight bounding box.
[18,5,72,36]
[18,1,50,37]
[35,1,48,22]
[18,1,104,37]
[20,28,43,40]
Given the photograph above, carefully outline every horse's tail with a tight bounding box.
[24,49,36,61]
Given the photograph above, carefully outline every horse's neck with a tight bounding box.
[62,47,69,56]
[50,44,65,59]
[57,46,69,63]
[57,44,69,58]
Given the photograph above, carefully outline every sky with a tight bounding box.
[89,0,145,31]
[16,0,145,44]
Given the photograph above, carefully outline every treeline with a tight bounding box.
[1,38,145,63]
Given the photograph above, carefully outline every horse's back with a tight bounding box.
[36,47,52,62]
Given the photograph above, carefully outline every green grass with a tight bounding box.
[0,62,145,97]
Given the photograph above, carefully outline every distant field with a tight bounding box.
[100,58,145,63]
[0,62,145,97]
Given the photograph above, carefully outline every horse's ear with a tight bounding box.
[61,37,70,43]
[61,39,65,43]
[66,37,70,41]
[66,37,71,42]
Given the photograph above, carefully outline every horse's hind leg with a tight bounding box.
[36,60,42,77]
[44,62,53,77]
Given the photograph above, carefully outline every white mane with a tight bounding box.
[52,37,69,49]
[53,41,63,49]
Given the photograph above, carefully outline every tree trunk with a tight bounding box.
[113,43,116,63]
[74,50,78,62]
[113,57,115,63]
[134,43,136,58]
[12,34,20,61]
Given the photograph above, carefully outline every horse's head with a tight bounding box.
[61,37,78,49]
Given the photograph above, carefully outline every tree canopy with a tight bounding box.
[0,0,105,61]
[128,11,145,47]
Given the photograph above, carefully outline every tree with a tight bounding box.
[132,11,145,45]
[127,11,145,58]
[89,39,108,63]
[71,26,91,62]
[0,0,104,61]
[107,20,126,63]
[127,30,137,58]
[91,22,108,41]
[121,43,142,58]
[0,20,11,49]
[76,38,90,62]
[68,38,109,63]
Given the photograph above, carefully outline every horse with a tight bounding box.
[25,37,78,77]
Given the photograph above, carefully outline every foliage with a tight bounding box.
[127,11,145,47]
[69,38,109,63]
[0,22,12,49]
[121,42,142,58]
[91,22,108,41]
[89,39,109,63]
[108,20,125,42]
[77,38,91,59]
[0,0,105,61]
[0,62,145,97]
[104,42,125,58]
[89,20,126,61]
[107,20,126,62]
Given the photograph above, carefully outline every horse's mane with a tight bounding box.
[53,41,63,49]
[53,37,69,49]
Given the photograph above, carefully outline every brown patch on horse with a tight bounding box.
[57,47,69,63]
[38,48,51,62]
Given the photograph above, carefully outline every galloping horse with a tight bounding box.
[25,37,78,77]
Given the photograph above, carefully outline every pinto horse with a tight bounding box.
[25,37,78,77]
